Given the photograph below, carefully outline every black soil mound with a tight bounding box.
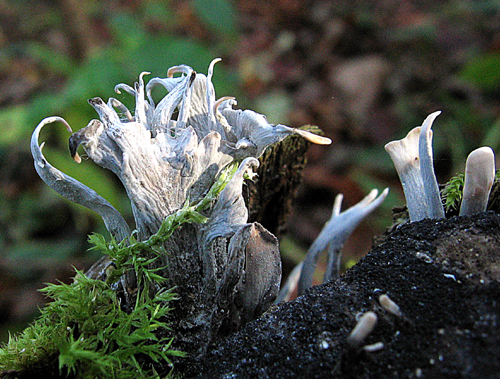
[185,211,500,378]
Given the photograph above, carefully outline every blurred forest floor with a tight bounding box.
[1,0,500,342]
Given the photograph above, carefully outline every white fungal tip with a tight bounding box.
[384,126,421,174]
[363,341,385,352]
[293,128,332,145]
[332,193,343,216]
[73,152,82,164]
[460,146,496,216]
[379,294,403,317]
[347,311,378,348]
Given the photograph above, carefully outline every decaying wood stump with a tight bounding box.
[30,59,330,359]
[187,211,500,378]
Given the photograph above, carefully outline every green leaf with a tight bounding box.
[109,13,148,50]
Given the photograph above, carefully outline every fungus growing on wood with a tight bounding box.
[379,294,402,317]
[30,59,331,357]
[385,111,445,222]
[459,147,495,216]
[296,188,389,297]
[346,311,378,349]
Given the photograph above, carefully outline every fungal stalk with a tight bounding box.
[419,111,445,219]
[346,311,378,349]
[296,188,389,296]
[379,294,402,317]
[459,147,495,216]
[31,117,131,242]
[385,111,445,222]
[385,127,426,222]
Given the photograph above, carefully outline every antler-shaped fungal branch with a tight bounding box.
[31,117,131,242]
[385,111,445,222]
[459,147,496,216]
[294,188,389,297]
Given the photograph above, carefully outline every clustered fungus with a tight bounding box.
[385,111,496,222]
[30,59,332,357]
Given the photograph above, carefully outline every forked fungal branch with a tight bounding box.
[385,111,445,222]
[276,188,388,300]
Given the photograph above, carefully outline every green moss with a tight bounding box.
[0,163,238,378]
[441,173,465,213]
[441,169,500,214]
[0,235,183,378]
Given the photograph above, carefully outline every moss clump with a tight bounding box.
[441,173,465,213]
[0,234,184,378]
[0,163,238,378]
[442,169,500,215]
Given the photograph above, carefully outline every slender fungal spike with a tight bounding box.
[346,311,378,348]
[379,294,403,317]
[418,111,445,220]
[459,147,496,216]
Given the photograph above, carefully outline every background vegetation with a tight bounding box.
[1,0,500,341]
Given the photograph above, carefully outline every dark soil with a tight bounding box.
[185,211,500,378]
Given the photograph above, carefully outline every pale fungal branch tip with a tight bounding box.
[346,311,378,349]
[379,294,403,317]
[385,111,445,222]
[297,188,389,296]
[292,128,332,145]
[459,146,495,216]
[363,341,385,352]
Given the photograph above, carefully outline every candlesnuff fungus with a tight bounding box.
[459,147,495,216]
[379,294,402,317]
[346,311,378,349]
[385,111,445,222]
[31,59,331,357]
[296,188,389,297]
